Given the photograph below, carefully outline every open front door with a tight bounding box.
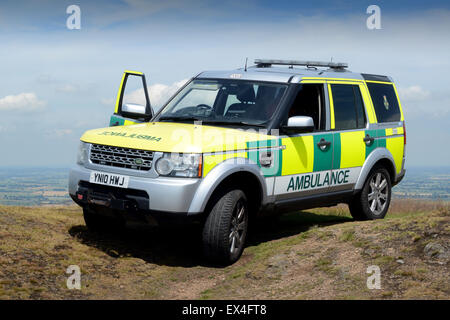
[109,70,152,126]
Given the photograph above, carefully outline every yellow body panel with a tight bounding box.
[123,119,136,126]
[386,136,404,174]
[340,131,365,168]
[203,152,247,176]
[280,136,314,175]
[81,122,273,154]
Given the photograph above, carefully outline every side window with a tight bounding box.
[331,84,366,130]
[122,75,147,106]
[287,84,325,130]
[366,83,401,123]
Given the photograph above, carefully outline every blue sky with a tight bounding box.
[0,0,449,167]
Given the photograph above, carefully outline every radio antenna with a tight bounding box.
[244,57,248,72]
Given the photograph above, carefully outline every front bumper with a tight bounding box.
[69,164,202,214]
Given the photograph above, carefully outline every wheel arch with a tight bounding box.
[355,148,397,191]
[187,158,267,215]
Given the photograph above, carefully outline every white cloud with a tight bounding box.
[398,86,430,102]
[0,92,46,112]
[397,86,450,118]
[148,79,188,110]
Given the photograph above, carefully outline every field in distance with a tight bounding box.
[0,167,71,206]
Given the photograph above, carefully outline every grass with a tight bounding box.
[0,199,448,299]
[339,229,355,242]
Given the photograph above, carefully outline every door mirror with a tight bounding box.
[122,103,147,118]
[282,116,315,133]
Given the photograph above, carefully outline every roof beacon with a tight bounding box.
[254,59,348,70]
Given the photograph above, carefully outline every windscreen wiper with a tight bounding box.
[159,116,203,122]
[201,120,267,128]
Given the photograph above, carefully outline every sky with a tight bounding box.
[0,0,449,167]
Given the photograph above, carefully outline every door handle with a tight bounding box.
[363,134,375,145]
[259,152,273,167]
[317,138,331,151]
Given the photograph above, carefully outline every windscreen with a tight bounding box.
[157,79,287,126]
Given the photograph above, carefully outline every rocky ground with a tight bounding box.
[0,199,448,299]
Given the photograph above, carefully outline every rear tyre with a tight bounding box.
[349,166,392,220]
[202,190,249,265]
[83,207,125,233]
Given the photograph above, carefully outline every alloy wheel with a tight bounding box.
[368,172,389,215]
[229,200,247,254]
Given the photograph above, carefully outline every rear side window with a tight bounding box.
[330,84,366,130]
[366,83,401,123]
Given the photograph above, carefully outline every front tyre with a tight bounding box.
[349,166,392,220]
[202,190,249,265]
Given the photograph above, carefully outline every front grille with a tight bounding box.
[90,144,154,171]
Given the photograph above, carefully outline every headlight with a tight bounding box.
[155,153,202,177]
[76,141,90,165]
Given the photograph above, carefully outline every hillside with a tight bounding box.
[0,200,448,299]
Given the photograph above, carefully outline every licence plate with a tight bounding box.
[89,171,129,188]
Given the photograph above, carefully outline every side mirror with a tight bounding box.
[121,103,151,119]
[282,116,315,133]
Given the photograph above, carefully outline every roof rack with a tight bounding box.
[254,59,348,69]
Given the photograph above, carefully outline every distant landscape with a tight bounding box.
[0,166,448,206]
[0,168,71,206]
[393,167,450,200]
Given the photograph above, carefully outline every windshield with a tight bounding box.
[156,79,287,127]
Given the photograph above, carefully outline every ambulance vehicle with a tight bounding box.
[69,59,406,264]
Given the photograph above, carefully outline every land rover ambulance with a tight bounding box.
[69,59,406,264]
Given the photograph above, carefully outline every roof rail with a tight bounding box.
[254,59,348,69]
